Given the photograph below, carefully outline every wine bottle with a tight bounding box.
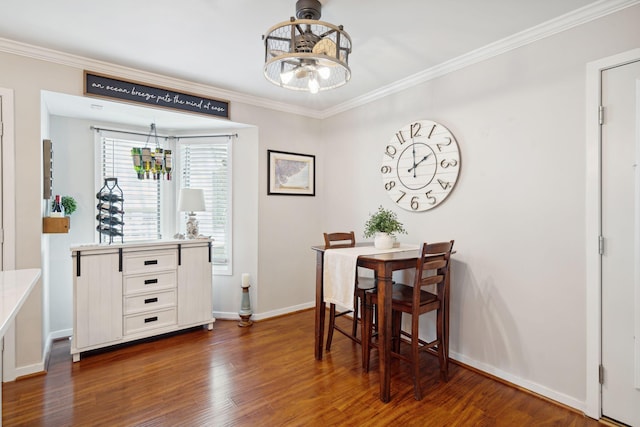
[141,147,152,179]
[96,214,124,226]
[96,225,123,237]
[131,148,144,179]
[154,148,164,180]
[96,192,124,203]
[96,203,124,215]
[164,150,172,180]
[51,195,64,217]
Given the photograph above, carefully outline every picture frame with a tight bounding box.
[267,150,315,196]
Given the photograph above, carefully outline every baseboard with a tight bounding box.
[213,301,315,322]
[449,350,586,414]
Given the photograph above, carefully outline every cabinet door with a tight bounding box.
[177,244,212,326]
[74,252,123,349]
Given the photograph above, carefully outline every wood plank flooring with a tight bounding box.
[3,309,604,426]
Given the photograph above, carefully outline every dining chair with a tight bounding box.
[362,240,454,400]
[324,231,376,351]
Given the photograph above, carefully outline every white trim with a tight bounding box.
[451,351,586,412]
[0,37,324,120]
[0,0,638,120]
[213,301,315,322]
[585,48,640,419]
[1,87,17,383]
[322,0,640,118]
[0,88,16,270]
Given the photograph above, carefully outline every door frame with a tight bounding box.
[585,48,640,419]
[0,87,16,270]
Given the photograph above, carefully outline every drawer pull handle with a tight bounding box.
[144,260,158,265]
[144,297,158,304]
[144,279,158,285]
[144,316,158,323]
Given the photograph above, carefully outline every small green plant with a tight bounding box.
[59,196,77,215]
[363,205,407,238]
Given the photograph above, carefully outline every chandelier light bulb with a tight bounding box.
[280,69,294,84]
[318,66,330,80]
[308,75,320,94]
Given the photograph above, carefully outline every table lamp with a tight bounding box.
[178,188,206,239]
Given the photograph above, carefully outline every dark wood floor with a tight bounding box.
[3,309,604,426]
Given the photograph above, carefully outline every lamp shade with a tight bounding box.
[178,188,206,212]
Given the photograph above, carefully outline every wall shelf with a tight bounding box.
[43,217,70,233]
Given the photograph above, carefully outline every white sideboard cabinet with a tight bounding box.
[71,239,214,362]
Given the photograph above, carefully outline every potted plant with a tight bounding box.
[60,196,77,216]
[363,205,407,249]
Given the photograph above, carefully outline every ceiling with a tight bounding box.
[0,0,623,128]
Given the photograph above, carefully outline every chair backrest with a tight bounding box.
[413,240,454,300]
[323,231,356,249]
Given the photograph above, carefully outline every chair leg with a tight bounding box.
[362,295,372,372]
[326,303,336,351]
[411,311,422,401]
[437,306,448,382]
[352,292,359,338]
[391,310,402,353]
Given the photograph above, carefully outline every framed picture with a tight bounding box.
[268,150,315,196]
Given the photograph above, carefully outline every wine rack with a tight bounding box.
[96,178,124,244]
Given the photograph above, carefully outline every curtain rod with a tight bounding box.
[91,126,237,140]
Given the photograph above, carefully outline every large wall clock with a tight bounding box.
[381,119,460,212]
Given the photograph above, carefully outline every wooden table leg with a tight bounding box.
[315,250,325,360]
[377,266,393,402]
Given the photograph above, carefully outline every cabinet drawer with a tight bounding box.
[124,271,176,295]
[124,308,177,336]
[124,289,176,315]
[123,250,177,275]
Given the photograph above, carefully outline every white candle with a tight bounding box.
[242,273,250,286]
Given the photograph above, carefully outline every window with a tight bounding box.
[99,135,162,241]
[96,129,232,274]
[178,137,232,272]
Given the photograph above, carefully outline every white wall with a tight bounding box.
[320,4,640,411]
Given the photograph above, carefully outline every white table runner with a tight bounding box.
[323,244,420,309]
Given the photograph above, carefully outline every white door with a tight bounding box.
[601,59,640,426]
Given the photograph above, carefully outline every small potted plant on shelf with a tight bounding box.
[60,196,77,216]
[363,205,407,249]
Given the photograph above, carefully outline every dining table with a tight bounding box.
[312,242,429,403]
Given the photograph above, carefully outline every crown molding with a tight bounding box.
[1,0,637,121]
[0,37,324,120]
[320,0,640,119]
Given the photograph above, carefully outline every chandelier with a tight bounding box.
[262,0,352,94]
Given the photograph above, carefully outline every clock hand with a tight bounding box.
[407,153,432,173]
[411,141,417,178]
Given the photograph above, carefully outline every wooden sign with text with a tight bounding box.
[84,71,229,119]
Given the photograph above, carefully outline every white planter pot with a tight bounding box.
[374,232,394,249]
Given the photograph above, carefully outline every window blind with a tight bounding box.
[179,139,231,266]
[100,137,161,241]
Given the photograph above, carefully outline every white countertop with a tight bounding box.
[0,269,41,337]
[70,238,215,253]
